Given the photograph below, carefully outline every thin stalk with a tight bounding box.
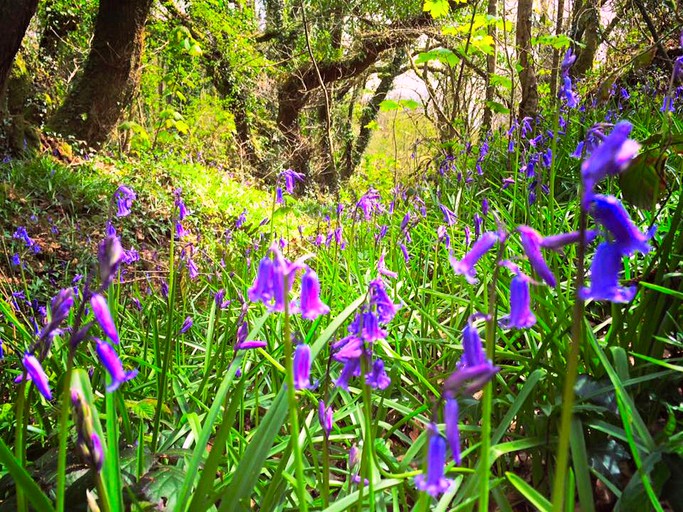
[151,229,176,453]
[95,471,112,512]
[551,202,588,509]
[55,356,75,512]
[322,432,330,507]
[357,355,375,512]
[478,240,504,511]
[283,275,308,511]
[14,380,27,512]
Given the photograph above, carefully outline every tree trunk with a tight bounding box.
[516,0,538,119]
[549,0,565,101]
[345,50,404,179]
[571,0,599,77]
[49,0,154,146]
[481,0,497,133]
[0,0,39,94]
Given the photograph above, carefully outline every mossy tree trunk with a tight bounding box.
[49,0,154,147]
[0,0,39,94]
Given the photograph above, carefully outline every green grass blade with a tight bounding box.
[0,438,55,512]
[213,294,366,510]
[570,418,595,512]
[506,472,551,512]
[176,312,269,510]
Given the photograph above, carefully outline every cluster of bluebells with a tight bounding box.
[418,119,649,498]
[247,243,330,388]
[577,121,653,302]
[13,226,41,254]
[331,279,399,391]
[415,316,499,496]
[15,233,138,412]
[276,168,305,204]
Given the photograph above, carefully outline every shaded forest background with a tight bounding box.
[0,0,681,189]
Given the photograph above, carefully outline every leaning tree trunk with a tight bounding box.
[345,49,404,180]
[0,0,39,94]
[516,0,539,119]
[49,0,154,146]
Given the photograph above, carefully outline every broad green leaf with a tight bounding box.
[506,472,551,512]
[414,48,459,67]
[0,439,55,512]
[618,150,667,209]
[423,0,450,18]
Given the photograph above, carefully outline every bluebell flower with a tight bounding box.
[518,226,557,287]
[281,168,305,194]
[98,235,123,289]
[299,267,330,320]
[174,188,188,220]
[560,76,578,108]
[444,397,461,464]
[377,251,397,279]
[91,294,119,344]
[500,271,536,329]
[90,432,104,471]
[591,195,654,255]
[440,204,457,226]
[561,48,576,76]
[17,353,52,400]
[95,338,137,392]
[449,231,499,284]
[401,212,411,231]
[114,186,136,217]
[11,253,20,266]
[400,242,410,263]
[248,257,275,303]
[540,230,598,250]
[356,189,383,220]
[368,279,400,324]
[235,209,247,229]
[579,242,636,303]
[318,400,333,436]
[179,316,193,334]
[276,186,284,204]
[581,122,640,203]
[293,343,313,390]
[335,358,361,390]
[445,319,498,395]
[366,358,391,390]
[414,424,453,497]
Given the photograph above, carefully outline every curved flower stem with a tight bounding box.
[479,238,505,511]
[14,380,27,512]
[357,355,375,512]
[283,275,308,511]
[551,203,588,509]
[55,355,74,512]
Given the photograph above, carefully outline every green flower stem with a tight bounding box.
[322,432,330,508]
[283,275,308,511]
[55,356,74,512]
[551,204,588,509]
[151,225,176,453]
[478,241,504,511]
[357,354,375,512]
[95,470,112,512]
[14,380,27,512]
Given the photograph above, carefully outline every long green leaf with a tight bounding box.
[177,312,269,510]
[506,472,551,512]
[214,294,366,510]
[0,439,55,512]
